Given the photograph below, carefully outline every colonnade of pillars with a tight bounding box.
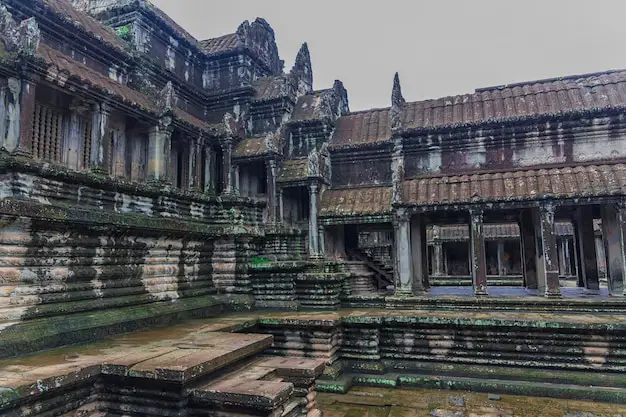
[394,203,626,298]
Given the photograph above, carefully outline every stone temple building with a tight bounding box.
[1,1,626,416]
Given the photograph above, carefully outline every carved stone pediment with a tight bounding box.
[0,6,40,56]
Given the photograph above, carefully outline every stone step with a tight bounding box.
[320,372,626,403]
[190,356,325,415]
[126,332,273,383]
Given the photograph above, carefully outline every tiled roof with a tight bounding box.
[172,108,209,131]
[330,108,391,149]
[291,89,330,122]
[37,43,210,131]
[320,186,393,217]
[39,0,128,54]
[36,42,153,110]
[277,158,307,183]
[233,132,280,159]
[403,163,626,207]
[144,1,197,45]
[200,33,239,55]
[401,70,626,132]
[252,76,290,102]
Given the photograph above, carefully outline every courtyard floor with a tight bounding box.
[318,386,625,417]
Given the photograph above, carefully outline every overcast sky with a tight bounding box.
[151,0,626,111]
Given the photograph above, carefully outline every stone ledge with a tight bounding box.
[0,295,235,358]
[0,198,264,238]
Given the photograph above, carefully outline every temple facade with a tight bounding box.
[0,0,624,356]
[4,1,626,415]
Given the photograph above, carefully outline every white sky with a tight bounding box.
[151,0,626,111]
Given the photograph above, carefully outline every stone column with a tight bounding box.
[188,136,202,192]
[497,240,506,276]
[558,238,567,277]
[469,209,488,296]
[573,207,600,290]
[535,203,562,298]
[221,139,233,194]
[433,242,443,276]
[318,225,326,258]
[89,103,110,173]
[564,238,572,276]
[64,105,85,170]
[234,164,240,195]
[4,77,36,156]
[308,183,320,258]
[519,209,538,289]
[203,145,213,193]
[410,214,428,293]
[600,202,626,296]
[266,159,277,223]
[394,208,413,295]
[278,188,284,224]
[15,77,36,156]
[147,117,173,184]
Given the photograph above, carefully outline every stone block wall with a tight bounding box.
[0,159,268,357]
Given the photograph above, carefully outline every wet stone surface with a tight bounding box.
[318,387,626,417]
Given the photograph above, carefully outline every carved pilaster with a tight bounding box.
[391,137,404,204]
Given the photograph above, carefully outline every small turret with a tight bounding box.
[290,42,313,96]
[390,72,405,129]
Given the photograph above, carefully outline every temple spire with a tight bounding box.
[290,42,313,95]
[390,72,405,129]
[391,72,405,107]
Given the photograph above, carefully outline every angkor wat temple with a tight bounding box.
[1,1,626,416]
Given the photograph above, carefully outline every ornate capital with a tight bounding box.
[394,207,411,224]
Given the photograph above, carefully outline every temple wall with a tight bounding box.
[331,152,392,187]
[288,126,330,158]
[404,116,626,177]
[0,159,269,357]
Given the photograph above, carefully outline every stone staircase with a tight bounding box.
[343,262,378,295]
[0,329,325,417]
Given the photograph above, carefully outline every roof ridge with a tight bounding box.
[343,106,390,116]
[475,68,626,93]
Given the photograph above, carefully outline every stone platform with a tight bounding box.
[2,308,626,413]
[344,287,626,313]
[0,317,325,417]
